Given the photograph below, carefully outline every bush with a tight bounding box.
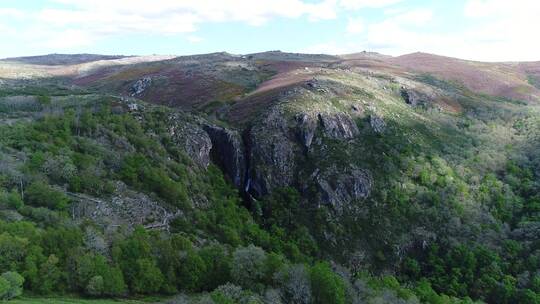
[310,263,346,304]
[275,264,311,304]
[231,245,267,291]
[199,244,232,291]
[0,277,9,300]
[0,190,23,210]
[0,271,24,300]
[132,258,164,294]
[86,275,104,296]
[25,181,70,210]
[177,251,206,291]
[71,252,125,297]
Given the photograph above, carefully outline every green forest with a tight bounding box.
[0,90,538,304]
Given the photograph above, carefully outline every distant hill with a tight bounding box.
[0,53,129,66]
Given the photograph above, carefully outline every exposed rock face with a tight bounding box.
[203,125,246,188]
[400,87,427,106]
[167,113,212,168]
[370,114,386,134]
[295,113,318,148]
[162,105,371,210]
[70,182,179,231]
[314,166,372,212]
[247,107,296,198]
[317,112,359,139]
[131,77,152,96]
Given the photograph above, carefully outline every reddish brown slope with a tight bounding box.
[386,52,540,101]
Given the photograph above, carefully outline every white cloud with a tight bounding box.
[359,9,436,52]
[390,8,433,26]
[0,0,341,53]
[346,17,365,34]
[301,42,359,55]
[460,0,540,61]
[464,0,540,18]
[339,0,403,10]
[48,0,337,28]
[0,8,25,18]
[37,29,97,49]
[187,36,204,43]
[330,3,539,62]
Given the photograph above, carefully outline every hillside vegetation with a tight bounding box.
[1,52,540,304]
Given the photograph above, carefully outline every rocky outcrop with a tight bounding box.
[203,125,246,188]
[400,87,427,106]
[369,114,386,134]
[314,166,372,212]
[246,107,296,198]
[69,182,180,231]
[167,113,212,168]
[318,112,359,139]
[131,77,152,96]
[163,105,371,210]
[295,113,318,148]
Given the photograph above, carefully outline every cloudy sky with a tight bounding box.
[1,0,539,61]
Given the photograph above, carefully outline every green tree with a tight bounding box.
[103,267,126,296]
[86,275,104,297]
[0,272,24,300]
[231,245,267,291]
[310,262,346,304]
[261,187,301,229]
[199,244,232,291]
[25,181,70,210]
[132,258,164,294]
[37,254,62,294]
[177,251,206,291]
[0,277,9,300]
[0,189,23,210]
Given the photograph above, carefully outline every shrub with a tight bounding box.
[177,251,206,291]
[25,181,70,210]
[0,189,23,210]
[310,263,346,304]
[86,275,104,296]
[132,258,164,294]
[275,264,311,304]
[0,272,24,300]
[0,277,9,300]
[231,245,267,291]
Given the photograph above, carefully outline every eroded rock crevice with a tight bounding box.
[203,125,246,189]
[186,106,373,211]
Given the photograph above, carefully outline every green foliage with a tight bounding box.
[36,95,52,106]
[71,252,126,297]
[310,262,346,304]
[0,271,24,300]
[177,251,206,292]
[199,244,232,291]
[231,245,267,291]
[25,182,70,210]
[119,153,188,206]
[0,277,9,300]
[0,83,539,304]
[0,190,23,210]
[131,259,164,295]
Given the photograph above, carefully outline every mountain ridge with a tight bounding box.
[1,49,540,303]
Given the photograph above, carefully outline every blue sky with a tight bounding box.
[1,0,539,61]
